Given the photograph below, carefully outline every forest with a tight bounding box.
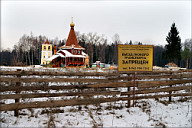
[1,23,192,68]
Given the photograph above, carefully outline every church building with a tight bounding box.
[43,21,89,67]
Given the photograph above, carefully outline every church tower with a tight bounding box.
[41,40,52,65]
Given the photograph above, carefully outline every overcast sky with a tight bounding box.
[1,0,191,50]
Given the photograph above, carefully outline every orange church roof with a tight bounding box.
[60,22,84,49]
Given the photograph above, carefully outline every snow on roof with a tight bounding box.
[60,45,85,50]
[57,53,65,58]
[46,50,86,61]
[59,50,86,58]
[46,54,59,61]
[46,53,66,61]
[82,51,88,56]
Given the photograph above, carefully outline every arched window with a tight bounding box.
[44,46,46,50]
[48,46,50,50]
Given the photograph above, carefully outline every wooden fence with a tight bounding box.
[0,69,192,116]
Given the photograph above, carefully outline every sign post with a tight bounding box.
[118,45,153,107]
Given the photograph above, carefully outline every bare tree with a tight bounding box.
[182,39,192,68]
[112,33,121,64]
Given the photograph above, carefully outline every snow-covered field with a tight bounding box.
[0,99,191,127]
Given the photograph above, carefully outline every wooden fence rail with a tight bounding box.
[0,70,192,113]
[1,79,191,92]
[1,92,191,111]
[1,74,192,83]
[0,70,191,76]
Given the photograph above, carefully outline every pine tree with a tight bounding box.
[165,23,181,65]
[129,40,132,45]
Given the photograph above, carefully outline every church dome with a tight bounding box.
[70,22,75,27]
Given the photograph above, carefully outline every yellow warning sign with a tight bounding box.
[118,45,153,72]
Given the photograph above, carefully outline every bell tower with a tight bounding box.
[41,40,52,65]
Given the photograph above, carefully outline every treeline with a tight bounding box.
[0,32,192,68]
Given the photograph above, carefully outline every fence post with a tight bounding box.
[14,69,21,117]
[127,74,131,108]
[132,72,136,107]
[169,71,172,102]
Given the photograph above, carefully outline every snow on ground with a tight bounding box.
[1,99,191,127]
[0,66,110,73]
[1,65,186,72]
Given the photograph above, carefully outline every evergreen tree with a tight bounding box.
[165,23,181,65]
[129,40,132,45]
